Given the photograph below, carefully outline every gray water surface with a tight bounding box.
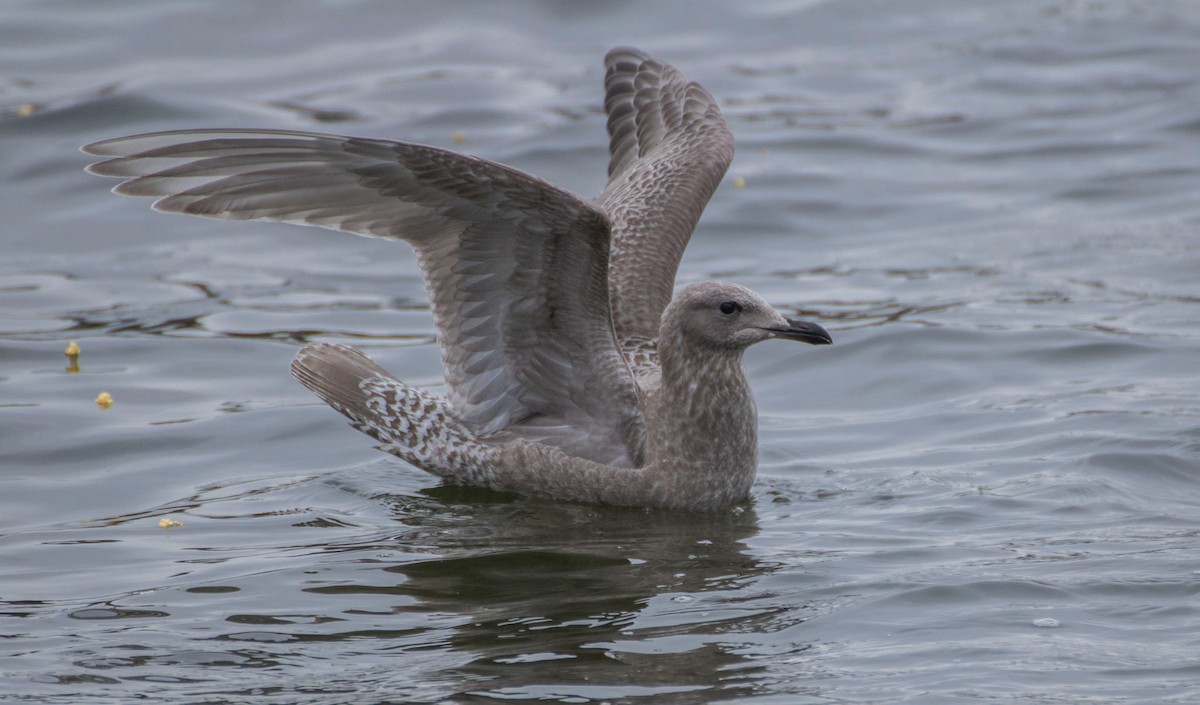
[3,1,1200,703]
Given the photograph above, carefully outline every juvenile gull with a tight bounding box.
[82,48,832,511]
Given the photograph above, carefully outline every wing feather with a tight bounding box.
[84,129,643,465]
[600,48,735,340]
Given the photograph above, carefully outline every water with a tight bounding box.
[3,0,1200,702]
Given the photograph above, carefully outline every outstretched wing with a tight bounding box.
[600,48,735,341]
[84,129,644,464]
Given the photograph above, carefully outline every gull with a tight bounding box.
[82,48,832,511]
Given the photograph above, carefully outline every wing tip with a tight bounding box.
[605,46,652,69]
[80,138,120,157]
[83,157,125,177]
[80,132,165,157]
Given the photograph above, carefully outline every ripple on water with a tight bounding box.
[0,272,203,335]
[4,1,1200,703]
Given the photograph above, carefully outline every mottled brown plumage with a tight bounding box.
[83,48,831,510]
[601,48,735,342]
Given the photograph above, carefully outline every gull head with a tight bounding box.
[663,281,832,353]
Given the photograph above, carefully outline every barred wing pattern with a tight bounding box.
[84,130,644,464]
[600,48,735,341]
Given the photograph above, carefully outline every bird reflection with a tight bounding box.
[360,488,774,701]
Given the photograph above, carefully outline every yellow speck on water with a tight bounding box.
[65,341,81,374]
[452,132,466,144]
[95,391,114,409]
[17,103,36,117]
[733,176,746,189]
[157,517,183,529]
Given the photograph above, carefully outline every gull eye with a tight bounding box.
[719,301,740,315]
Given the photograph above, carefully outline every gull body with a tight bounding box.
[83,48,831,510]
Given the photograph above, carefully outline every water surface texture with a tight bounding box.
[3,1,1200,703]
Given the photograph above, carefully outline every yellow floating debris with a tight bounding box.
[17,103,36,117]
[95,391,114,409]
[733,176,746,189]
[452,132,466,144]
[65,341,81,373]
[157,517,183,529]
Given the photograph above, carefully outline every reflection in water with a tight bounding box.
[300,490,780,700]
[6,482,796,701]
